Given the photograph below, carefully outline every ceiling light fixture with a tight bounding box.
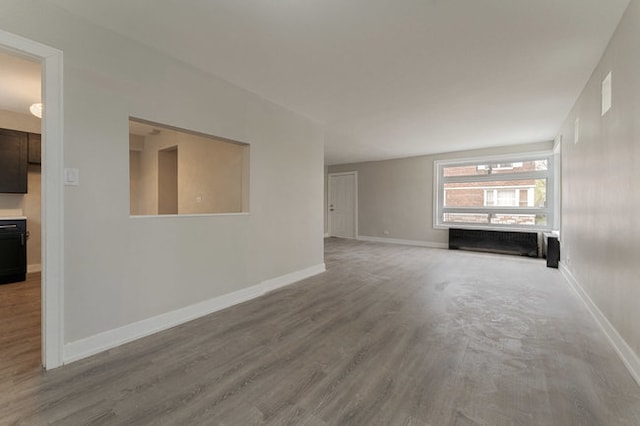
[29,103,42,118]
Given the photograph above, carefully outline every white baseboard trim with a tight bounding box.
[260,263,326,294]
[63,263,326,365]
[560,263,640,386]
[27,263,42,274]
[357,235,448,250]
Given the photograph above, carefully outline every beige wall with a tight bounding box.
[177,133,245,214]
[131,129,247,215]
[0,109,42,271]
[328,141,553,244]
[0,2,324,347]
[24,166,41,270]
[557,0,640,359]
[157,147,178,214]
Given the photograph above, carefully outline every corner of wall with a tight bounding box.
[560,264,640,386]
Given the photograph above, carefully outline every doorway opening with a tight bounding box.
[157,146,178,214]
[0,49,43,374]
[0,30,64,369]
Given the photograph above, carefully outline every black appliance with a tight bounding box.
[0,218,27,284]
[546,236,560,268]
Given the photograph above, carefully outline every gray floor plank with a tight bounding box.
[1,238,640,425]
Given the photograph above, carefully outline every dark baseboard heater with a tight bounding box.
[449,228,538,257]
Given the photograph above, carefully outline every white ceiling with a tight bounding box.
[39,1,634,163]
[0,50,41,116]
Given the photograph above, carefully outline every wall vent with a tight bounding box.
[449,228,538,257]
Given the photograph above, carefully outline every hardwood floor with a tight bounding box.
[0,273,40,378]
[1,240,640,425]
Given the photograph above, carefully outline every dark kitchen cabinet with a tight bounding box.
[28,132,41,164]
[0,128,28,193]
[0,219,27,284]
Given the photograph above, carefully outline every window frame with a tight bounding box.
[433,151,555,231]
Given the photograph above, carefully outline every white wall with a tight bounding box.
[557,0,640,364]
[0,2,324,352]
[328,141,553,245]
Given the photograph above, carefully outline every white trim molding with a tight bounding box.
[27,264,42,274]
[260,264,326,294]
[63,263,326,364]
[560,264,640,386]
[357,235,448,249]
[0,30,65,370]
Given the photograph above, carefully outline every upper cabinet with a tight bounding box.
[0,128,28,193]
[28,133,41,164]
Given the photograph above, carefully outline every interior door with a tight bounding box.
[328,172,357,238]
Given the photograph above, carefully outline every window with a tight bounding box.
[129,118,250,216]
[477,162,523,172]
[435,153,554,230]
[484,187,534,207]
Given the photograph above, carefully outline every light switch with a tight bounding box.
[64,168,80,186]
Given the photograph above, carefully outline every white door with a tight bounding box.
[328,172,357,238]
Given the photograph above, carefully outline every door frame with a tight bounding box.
[327,171,358,239]
[0,30,65,369]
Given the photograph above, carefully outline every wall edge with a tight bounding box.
[560,263,640,386]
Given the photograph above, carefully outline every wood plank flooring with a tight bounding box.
[0,273,41,379]
[1,239,640,425]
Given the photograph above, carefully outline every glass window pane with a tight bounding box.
[444,179,546,208]
[519,189,529,207]
[443,164,489,177]
[497,189,517,206]
[443,159,547,177]
[443,213,489,224]
[443,213,547,227]
[491,214,533,226]
[534,179,547,207]
[485,190,495,206]
[489,214,547,226]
